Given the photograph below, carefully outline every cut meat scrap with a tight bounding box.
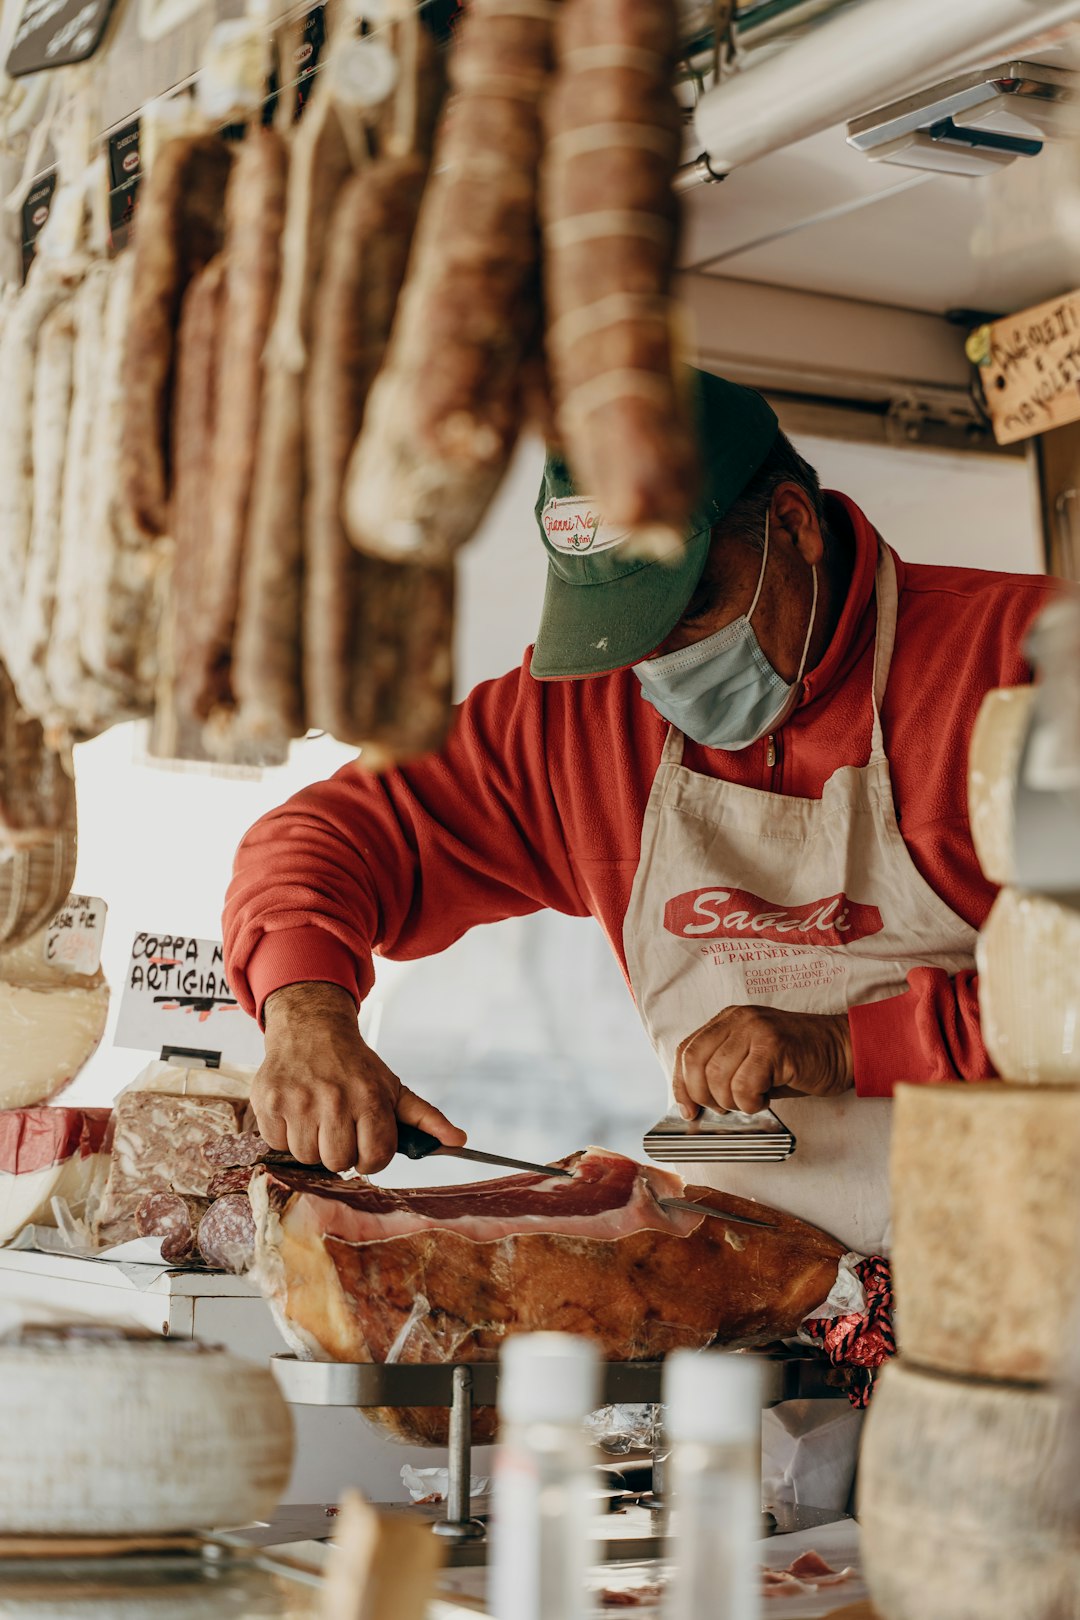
[135,1191,209,1262]
[344,0,554,566]
[151,255,227,762]
[119,133,233,544]
[193,128,288,729]
[249,1147,846,1443]
[198,1192,256,1271]
[0,922,110,1109]
[0,1104,111,1243]
[8,296,76,725]
[93,1091,252,1249]
[0,662,77,949]
[760,1553,854,1599]
[303,156,455,756]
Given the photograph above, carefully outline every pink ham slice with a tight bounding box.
[272,1148,703,1246]
[250,1146,846,1445]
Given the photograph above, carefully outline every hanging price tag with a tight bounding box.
[5,0,121,77]
[43,894,107,975]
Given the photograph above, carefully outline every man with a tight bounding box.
[224,369,1053,1251]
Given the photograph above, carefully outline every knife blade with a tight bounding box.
[658,1196,775,1231]
[396,1126,775,1225]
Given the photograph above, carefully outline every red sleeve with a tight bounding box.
[849,810,999,1097]
[223,661,588,1020]
[849,968,994,1097]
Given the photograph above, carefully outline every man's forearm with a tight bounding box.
[263,980,360,1040]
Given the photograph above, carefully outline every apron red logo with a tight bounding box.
[663,886,884,947]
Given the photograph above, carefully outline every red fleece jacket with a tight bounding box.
[223,494,1055,1098]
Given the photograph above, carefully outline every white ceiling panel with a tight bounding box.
[681,122,1080,316]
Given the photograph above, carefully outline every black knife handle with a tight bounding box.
[397,1122,444,1160]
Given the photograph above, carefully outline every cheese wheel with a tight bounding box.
[0,1330,293,1534]
[859,1360,1080,1620]
[977,886,1080,1083]
[891,1082,1080,1382]
[0,926,109,1108]
[967,685,1032,886]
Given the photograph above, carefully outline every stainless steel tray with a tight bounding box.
[270,1350,834,1409]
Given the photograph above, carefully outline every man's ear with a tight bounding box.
[771,482,824,567]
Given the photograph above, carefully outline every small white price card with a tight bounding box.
[114,932,265,1067]
[44,894,107,975]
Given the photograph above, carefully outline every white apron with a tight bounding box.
[623,545,977,1253]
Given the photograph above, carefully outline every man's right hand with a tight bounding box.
[254,981,466,1174]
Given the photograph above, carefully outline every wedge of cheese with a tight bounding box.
[967,685,1032,886]
[860,1360,1080,1620]
[0,1327,294,1534]
[0,926,110,1108]
[977,886,1080,1083]
[0,1105,111,1243]
[892,1082,1080,1382]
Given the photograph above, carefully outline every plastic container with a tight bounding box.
[663,1350,763,1620]
[488,1333,601,1620]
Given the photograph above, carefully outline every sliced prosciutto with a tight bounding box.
[249,1147,845,1444]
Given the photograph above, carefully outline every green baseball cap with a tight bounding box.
[530,368,779,679]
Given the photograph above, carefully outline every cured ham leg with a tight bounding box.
[250,1147,845,1444]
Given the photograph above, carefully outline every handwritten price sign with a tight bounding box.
[114,932,265,1067]
[44,895,107,975]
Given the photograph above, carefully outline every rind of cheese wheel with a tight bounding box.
[977,886,1080,1083]
[859,1360,1080,1620]
[967,685,1033,886]
[0,1334,293,1533]
[891,1082,1080,1382]
[0,1104,111,1243]
[0,927,109,1109]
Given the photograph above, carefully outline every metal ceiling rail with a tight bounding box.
[693,0,1080,174]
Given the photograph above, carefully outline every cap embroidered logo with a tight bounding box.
[663,887,885,948]
[541,496,632,555]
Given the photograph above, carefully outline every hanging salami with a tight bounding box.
[541,0,698,547]
[118,134,232,545]
[343,0,556,567]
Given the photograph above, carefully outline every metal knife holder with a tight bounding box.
[271,1350,835,1562]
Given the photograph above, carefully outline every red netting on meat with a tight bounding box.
[800,1255,895,1409]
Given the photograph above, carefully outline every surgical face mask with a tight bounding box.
[634,515,818,751]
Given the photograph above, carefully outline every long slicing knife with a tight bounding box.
[396,1124,776,1230]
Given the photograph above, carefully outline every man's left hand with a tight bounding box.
[673,1005,853,1118]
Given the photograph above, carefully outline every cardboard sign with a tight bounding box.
[44,894,107,975]
[972,290,1080,445]
[114,933,265,1067]
[5,0,121,77]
